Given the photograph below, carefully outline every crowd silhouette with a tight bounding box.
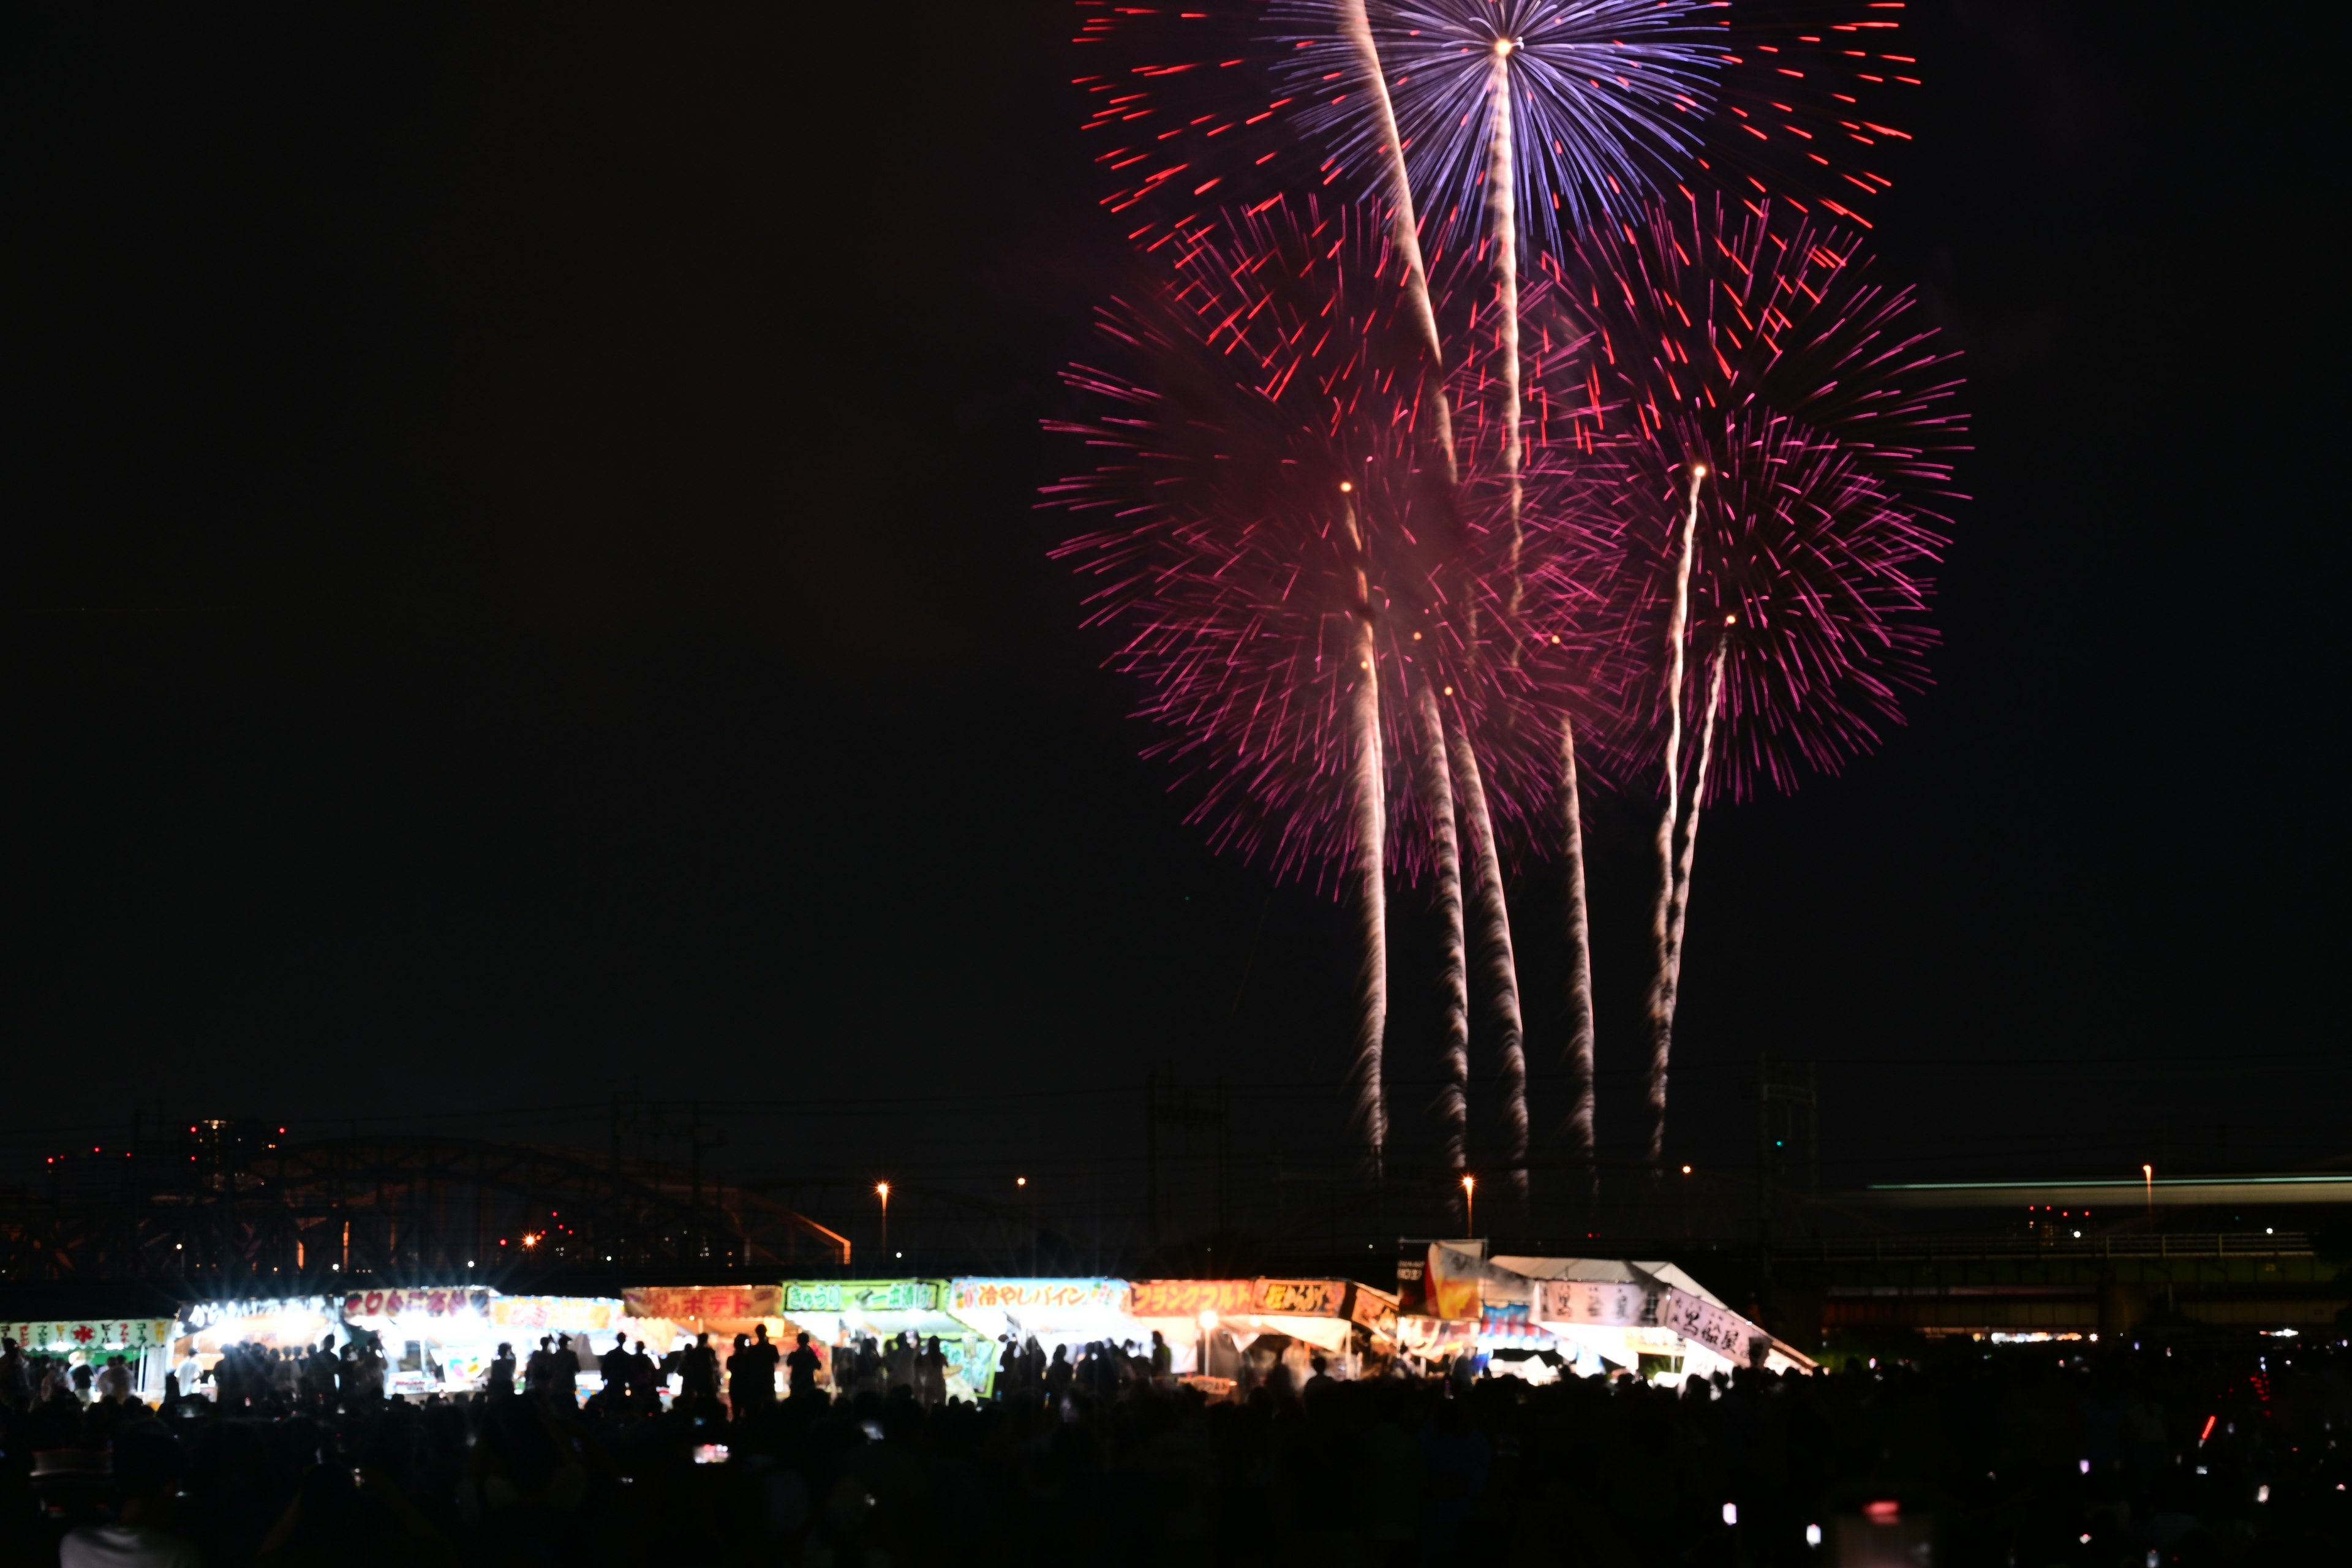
[1,1325,2345,1564]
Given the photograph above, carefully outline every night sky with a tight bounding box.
[9,4,2342,1232]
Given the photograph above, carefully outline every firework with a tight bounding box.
[1044,200,1479,1169]
[1450,714,1529,1199]
[1273,1,1717,261]
[1699,1,1928,232]
[1642,464,1706,1167]
[1558,711,1597,1173]
[1413,682,1471,1179]
[1548,192,1967,497]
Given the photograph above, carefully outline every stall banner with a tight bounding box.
[1423,1246,1487,1321]
[783,1280,941,1314]
[344,1289,491,1321]
[490,1297,618,1332]
[1531,1280,1659,1329]
[1656,1289,1769,1365]
[178,1297,336,1333]
[1129,1280,1254,1319]
[952,1278,1128,1314]
[624,1286,782,1323]
[1251,1279,1347,1316]
[7,1319,173,1353]
[1347,1284,1400,1340]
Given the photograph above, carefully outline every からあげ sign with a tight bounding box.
[1251,1279,1348,1316]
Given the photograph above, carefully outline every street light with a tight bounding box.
[876,1182,891,1263]
[1461,1174,1476,1235]
[2143,1164,2154,1219]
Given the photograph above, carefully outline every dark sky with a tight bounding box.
[8,4,2343,1234]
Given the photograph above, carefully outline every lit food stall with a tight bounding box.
[946,1278,1143,1385]
[781,1279,975,1397]
[1131,1279,1400,1381]
[1508,1256,1817,1383]
[6,1315,176,1401]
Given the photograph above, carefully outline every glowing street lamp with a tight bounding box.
[876,1182,891,1262]
[1461,1174,1477,1234]
[2143,1164,2154,1219]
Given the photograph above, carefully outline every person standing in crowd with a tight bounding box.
[680,1332,717,1410]
[786,1332,822,1401]
[725,1333,751,1417]
[598,1333,634,1412]
[95,1355,132,1404]
[0,1336,28,1412]
[551,1334,579,1408]
[487,1341,516,1396]
[916,1336,946,1408]
[739,1324,780,1412]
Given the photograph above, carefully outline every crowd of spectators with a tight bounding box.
[0,1327,2344,1565]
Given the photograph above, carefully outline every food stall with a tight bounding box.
[1504,1256,1817,1383]
[5,1315,176,1402]
[1131,1278,1400,1381]
[168,1289,635,1400]
[781,1279,976,1398]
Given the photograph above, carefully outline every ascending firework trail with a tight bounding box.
[1451,715,1528,1199]
[1662,637,1728,1046]
[1646,464,1705,1167]
[1413,684,1471,1190]
[1559,712,1597,1177]
[1342,486,1390,1177]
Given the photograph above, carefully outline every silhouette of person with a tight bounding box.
[786,1332,821,1400]
[488,1341,515,1396]
[680,1332,717,1404]
[726,1333,751,1416]
[916,1336,947,1408]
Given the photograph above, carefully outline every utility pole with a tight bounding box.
[689,1101,703,1260]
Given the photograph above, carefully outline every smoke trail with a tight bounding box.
[1646,465,1705,1167]
[1340,0,1457,485]
[1451,720,1528,1201]
[1344,496,1389,1175]
[1560,713,1597,1175]
[1490,45,1526,630]
[1414,683,1471,1185]
[1664,641,1728,1000]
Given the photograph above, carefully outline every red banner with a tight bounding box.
[1129,1280,1254,1319]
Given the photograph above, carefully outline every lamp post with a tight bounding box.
[1018,1175,1034,1274]
[2142,1164,2154,1221]
[876,1182,891,1264]
[1461,1174,1476,1235]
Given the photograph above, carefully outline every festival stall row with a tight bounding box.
[1396,1246,1817,1385]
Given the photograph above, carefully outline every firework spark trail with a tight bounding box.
[1339,0,1457,484]
[1414,682,1471,1178]
[1645,464,1704,1168]
[1452,717,1528,1199]
[1559,711,1597,1175]
[1659,641,1727,1062]
[1349,607,1390,1175]
[1488,42,1526,633]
